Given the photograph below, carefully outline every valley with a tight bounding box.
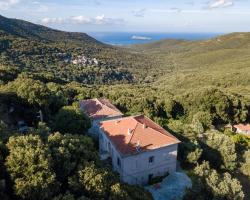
[0,15,250,200]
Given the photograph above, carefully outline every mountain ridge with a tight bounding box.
[1,14,250,90]
[0,14,102,46]
[0,15,155,84]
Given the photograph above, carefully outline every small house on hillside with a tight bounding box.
[233,124,250,137]
[80,98,123,136]
[99,115,180,185]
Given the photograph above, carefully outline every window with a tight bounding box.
[148,174,153,182]
[149,156,154,163]
[108,142,111,152]
[117,157,121,167]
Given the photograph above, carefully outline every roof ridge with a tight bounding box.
[102,103,120,114]
[128,121,140,145]
[95,98,102,105]
[94,98,116,113]
[96,98,122,113]
[100,115,140,123]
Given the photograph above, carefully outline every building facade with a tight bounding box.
[99,115,180,185]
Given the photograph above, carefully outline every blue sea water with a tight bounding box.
[88,32,221,46]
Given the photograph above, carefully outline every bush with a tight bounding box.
[190,161,245,200]
[53,105,90,134]
[5,135,59,200]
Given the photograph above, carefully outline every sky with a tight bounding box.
[0,0,250,33]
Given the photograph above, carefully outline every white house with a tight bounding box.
[99,115,181,185]
[233,124,250,137]
[79,98,124,136]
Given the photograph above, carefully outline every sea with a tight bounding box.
[88,32,221,46]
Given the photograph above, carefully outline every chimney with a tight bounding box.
[143,124,147,129]
[128,128,132,135]
[136,141,140,152]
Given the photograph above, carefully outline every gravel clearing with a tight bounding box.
[146,172,192,200]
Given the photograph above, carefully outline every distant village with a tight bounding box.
[55,53,99,66]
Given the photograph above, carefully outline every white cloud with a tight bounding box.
[150,9,183,13]
[0,0,20,10]
[94,14,123,25]
[41,17,65,24]
[208,0,234,9]
[0,0,49,12]
[70,15,91,24]
[132,9,146,17]
[41,15,124,26]
[95,15,105,24]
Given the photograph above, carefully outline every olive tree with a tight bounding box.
[53,106,90,134]
[6,135,59,200]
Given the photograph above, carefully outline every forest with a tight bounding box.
[0,15,250,200]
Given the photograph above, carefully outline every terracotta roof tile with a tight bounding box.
[234,124,250,131]
[80,98,123,120]
[100,115,180,156]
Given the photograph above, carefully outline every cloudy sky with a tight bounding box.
[1,0,250,33]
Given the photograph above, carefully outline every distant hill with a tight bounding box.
[0,15,101,46]
[1,14,250,91]
[133,32,250,53]
[131,32,250,99]
[0,15,154,84]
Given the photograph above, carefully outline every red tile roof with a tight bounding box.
[234,124,250,131]
[80,98,123,120]
[100,115,180,156]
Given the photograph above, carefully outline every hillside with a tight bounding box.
[131,32,250,99]
[0,15,250,200]
[0,15,155,84]
[0,15,102,46]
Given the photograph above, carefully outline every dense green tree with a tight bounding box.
[109,183,131,200]
[164,99,185,119]
[0,120,8,141]
[77,162,117,199]
[179,140,202,166]
[69,162,152,200]
[0,65,20,83]
[48,133,98,186]
[231,134,250,153]
[35,122,51,138]
[52,193,76,200]
[122,184,152,200]
[53,105,90,134]
[13,76,51,107]
[6,135,59,200]
[0,141,8,200]
[240,150,250,178]
[52,192,89,200]
[47,82,68,113]
[193,162,244,200]
[191,119,204,135]
[201,131,237,170]
[230,98,248,124]
[191,111,212,133]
